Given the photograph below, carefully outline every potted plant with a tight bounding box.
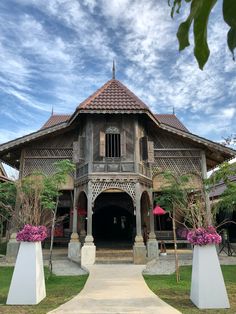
[7,224,47,305]
[155,171,230,308]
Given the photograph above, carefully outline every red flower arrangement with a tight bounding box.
[16,224,47,242]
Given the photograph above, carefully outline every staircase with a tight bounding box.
[96,248,133,264]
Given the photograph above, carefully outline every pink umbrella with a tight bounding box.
[153,205,166,216]
[153,205,166,231]
[153,205,167,253]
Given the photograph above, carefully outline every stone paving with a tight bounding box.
[48,264,181,314]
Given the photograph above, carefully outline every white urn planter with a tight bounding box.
[7,241,46,305]
[190,244,230,309]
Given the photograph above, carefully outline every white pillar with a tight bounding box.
[81,181,96,267]
[68,188,81,263]
[147,189,159,260]
[133,183,146,264]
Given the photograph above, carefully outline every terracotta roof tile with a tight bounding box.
[41,115,70,129]
[78,79,149,111]
[155,114,189,132]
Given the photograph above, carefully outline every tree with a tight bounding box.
[169,0,236,69]
[207,162,236,215]
[155,171,211,282]
[0,159,75,271]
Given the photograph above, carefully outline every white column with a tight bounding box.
[68,188,81,263]
[135,183,143,242]
[133,183,146,264]
[70,187,79,242]
[81,181,96,267]
[147,189,159,260]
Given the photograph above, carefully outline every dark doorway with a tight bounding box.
[92,192,134,248]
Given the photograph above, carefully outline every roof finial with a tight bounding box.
[51,106,54,116]
[112,60,116,79]
[172,106,175,115]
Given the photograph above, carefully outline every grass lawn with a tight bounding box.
[0,267,88,314]
[144,265,236,314]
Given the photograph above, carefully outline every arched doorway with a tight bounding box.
[92,190,134,248]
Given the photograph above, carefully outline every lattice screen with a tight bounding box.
[23,148,73,176]
[25,149,72,158]
[91,180,136,204]
[152,157,201,177]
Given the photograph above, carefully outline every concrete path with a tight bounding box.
[48,264,181,314]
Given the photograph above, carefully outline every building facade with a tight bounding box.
[0,78,235,264]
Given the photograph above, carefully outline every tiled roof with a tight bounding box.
[41,113,189,132]
[77,79,149,111]
[155,114,189,132]
[41,114,71,129]
[40,113,189,133]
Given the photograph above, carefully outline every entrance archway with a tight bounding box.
[92,190,134,248]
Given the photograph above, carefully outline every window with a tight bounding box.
[105,127,121,158]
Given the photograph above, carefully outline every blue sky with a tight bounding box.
[0,0,235,148]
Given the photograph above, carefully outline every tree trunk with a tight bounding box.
[48,198,59,273]
[172,210,180,282]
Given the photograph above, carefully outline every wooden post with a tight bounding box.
[134,121,139,174]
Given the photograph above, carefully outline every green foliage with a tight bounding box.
[169,0,236,69]
[154,172,189,213]
[208,161,236,214]
[0,159,75,229]
[154,171,211,229]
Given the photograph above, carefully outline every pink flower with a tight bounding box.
[16,224,47,242]
[187,226,221,246]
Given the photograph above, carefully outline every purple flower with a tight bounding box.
[187,226,222,246]
[16,224,47,242]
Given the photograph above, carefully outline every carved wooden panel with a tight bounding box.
[91,179,136,204]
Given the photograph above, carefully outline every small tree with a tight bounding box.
[0,159,75,271]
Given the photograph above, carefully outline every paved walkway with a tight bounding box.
[48,264,181,314]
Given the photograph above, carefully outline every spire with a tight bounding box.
[51,106,54,116]
[172,106,175,115]
[112,60,116,79]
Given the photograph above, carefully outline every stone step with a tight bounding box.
[96,249,133,264]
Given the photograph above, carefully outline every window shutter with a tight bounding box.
[147,141,154,163]
[73,141,80,162]
[99,131,105,157]
[121,130,126,157]
[79,136,86,159]
[140,136,148,160]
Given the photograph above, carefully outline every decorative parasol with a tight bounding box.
[153,205,166,216]
[153,205,167,253]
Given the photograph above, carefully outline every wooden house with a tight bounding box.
[0,77,235,264]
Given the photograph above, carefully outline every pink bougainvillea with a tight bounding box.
[16,224,47,242]
[187,226,222,246]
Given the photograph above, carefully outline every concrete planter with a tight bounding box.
[7,241,46,305]
[190,244,230,309]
